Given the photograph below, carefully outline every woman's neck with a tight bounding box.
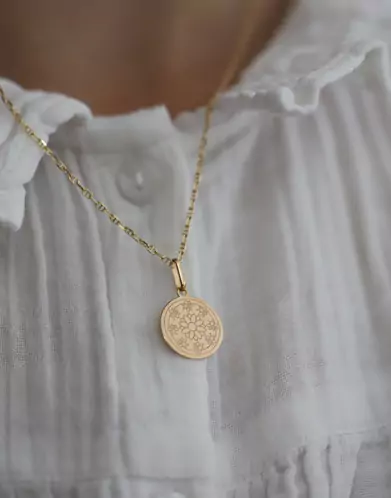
[0,0,291,116]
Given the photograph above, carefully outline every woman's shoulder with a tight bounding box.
[220,1,391,116]
[0,79,91,231]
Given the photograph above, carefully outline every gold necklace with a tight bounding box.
[0,3,260,360]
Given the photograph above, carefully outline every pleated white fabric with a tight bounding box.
[1,1,391,496]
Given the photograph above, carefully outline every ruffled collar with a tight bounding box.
[1,0,390,230]
[224,0,391,112]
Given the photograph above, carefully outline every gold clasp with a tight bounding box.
[171,259,187,297]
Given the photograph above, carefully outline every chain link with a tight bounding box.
[0,1,260,267]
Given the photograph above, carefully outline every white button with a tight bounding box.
[116,150,167,207]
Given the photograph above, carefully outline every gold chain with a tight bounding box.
[0,2,259,267]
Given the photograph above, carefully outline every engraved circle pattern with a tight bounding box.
[161,297,223,359]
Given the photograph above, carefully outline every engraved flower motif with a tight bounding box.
[167,323,179,335]
[180,312,205,341]
[182,301,194,314]
[170,308,181,319]
[198,306,209,318]
[163,297,221,357]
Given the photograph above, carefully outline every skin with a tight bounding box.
[0,0,292,116]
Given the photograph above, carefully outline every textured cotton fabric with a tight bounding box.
[2,1,391,497]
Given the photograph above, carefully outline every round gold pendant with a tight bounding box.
[161,296,223,359]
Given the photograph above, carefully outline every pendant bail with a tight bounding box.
[171,259,187,296]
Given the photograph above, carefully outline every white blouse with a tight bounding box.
[1,1,391,497]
